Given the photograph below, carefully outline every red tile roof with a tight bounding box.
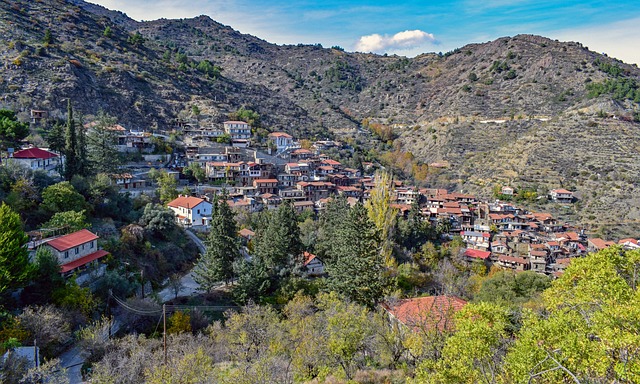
[46,229,99,252]
[383,296,467,332]
[167,196,207,209]
[498,255,528,265]
[268,132,292,138]
[303,251,318,266]
[60,250,109,273]
[463,249,491,260]
[12,148,58,159]
[588,238,615,250]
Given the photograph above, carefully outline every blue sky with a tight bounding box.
[89,0,640,64]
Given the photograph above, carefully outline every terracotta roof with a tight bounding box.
[12,148,58,159]
[238,228,255,238]
[224,121,249,125]
[530,250,548,257]
[268,132,292,138]
[463,249,491,260]
[254,179,278,184]
[167,196,207,209]
[551,189,573,194]
[321,159,341,166]
[383,296,467,332]
[556,258,572,265]
[619,238,639,245]
[60,250,109,273]
[588,238,615,250]
[46,229,99,252]
[303,251,320,266]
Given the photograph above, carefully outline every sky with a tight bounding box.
[88,0,640,65]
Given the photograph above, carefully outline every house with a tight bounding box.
[167,196,213,226]
[501,186,515,196]
[303,251,324,276]
[497,255,529,271]
[223,121,251,140]
[618,238,640,250]
[9,148,62,175]
[268,132,295,152]
[460,231,491,250]
[462,248,491,263]
[587,238,615,252]
[382,296,467,332]
[253,179,279,195]
[549,189,573,203]
[42,229,109,278]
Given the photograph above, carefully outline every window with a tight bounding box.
[90,241,94,249]
[65,251,69,259]
[75,247,79,255]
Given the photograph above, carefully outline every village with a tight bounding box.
[8,111,639,288]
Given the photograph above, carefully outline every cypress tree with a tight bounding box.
[254,201,302,273]
[326,202,387,308]
[63,100,79,180]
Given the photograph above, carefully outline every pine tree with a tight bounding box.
[326,202,386,308]
[63,100,79,180]
[0,203,33,298]
[193,193,240,291]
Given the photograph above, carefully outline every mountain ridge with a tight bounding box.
[1,0,640,237]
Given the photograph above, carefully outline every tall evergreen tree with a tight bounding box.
[315,194,350,261]
[87,111,121,174]
[326,202,386,308]
[193,193,240,291]
[75,113,88,176]
[254,201,302,273]
[46,119,65,154]
[0,203,33,299]
[63,100,79,180]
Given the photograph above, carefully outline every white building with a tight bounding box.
[549,189,573,203]
[268,132,295,152]
[9,148,62,175]
[303,251,324,276]
[223,121,251,140]
[42,229,109,278]
[167,196,212,226]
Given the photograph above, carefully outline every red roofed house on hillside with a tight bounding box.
[268,132,295,152]
[463,248,492,264]
[549,189,574,203]
[9,147,62,175]
[167,195,213,226]
[302,251,325,276]
[42,229,109,279]
[382,296,467,332]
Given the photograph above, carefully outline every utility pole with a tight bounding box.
[163,304,167,365]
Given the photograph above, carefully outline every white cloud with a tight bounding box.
[355,30,436,53]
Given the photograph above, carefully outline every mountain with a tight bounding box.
[1,0,640,237]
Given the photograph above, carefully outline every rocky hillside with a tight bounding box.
[1,0,640,237]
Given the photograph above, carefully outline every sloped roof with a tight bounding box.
[13,148,58,159]
[463,249,491,260]
[60,250,109,273]
[46,229,99,252]
[383,296,467,332]
[167,196,207,209]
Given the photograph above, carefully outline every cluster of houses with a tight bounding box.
[170,126,636,280]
